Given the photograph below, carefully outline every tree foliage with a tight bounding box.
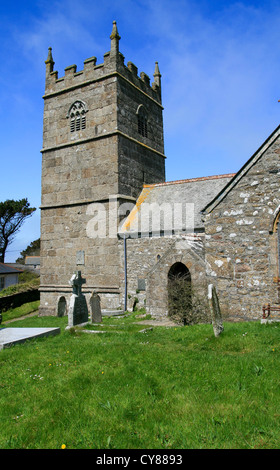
[0,199,36,263]
[16,238,40,264]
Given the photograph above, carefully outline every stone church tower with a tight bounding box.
[39,22,166,315]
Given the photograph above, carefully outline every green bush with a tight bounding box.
[18,271,39,284]
[0,275,40,298]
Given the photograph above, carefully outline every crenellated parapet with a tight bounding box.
[44,21,162,104]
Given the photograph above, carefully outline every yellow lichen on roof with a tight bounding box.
[122,184,156,232]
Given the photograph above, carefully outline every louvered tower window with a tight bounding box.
[67,100,88,132]
[137,105,148,138]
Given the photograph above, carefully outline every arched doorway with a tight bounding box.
[168,262,192,324]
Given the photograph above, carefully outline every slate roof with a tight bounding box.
[119,173,235,236]
[0,262,24,274]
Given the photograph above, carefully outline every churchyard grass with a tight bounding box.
[0,312,280,449]
[1,300,40,323]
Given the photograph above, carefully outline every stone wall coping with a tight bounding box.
[143,173,236,188]
[40,193,137,210]
[39,285,120,293]
[44,70,163,108]
[40,129,166,160]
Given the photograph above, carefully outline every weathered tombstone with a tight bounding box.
[67,271,89,327]
[208,284,224,337]
[57,296,67,317]
[90,292,102,323]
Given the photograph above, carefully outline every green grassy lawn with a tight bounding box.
[1,300,40,323]
[0,309,280,449]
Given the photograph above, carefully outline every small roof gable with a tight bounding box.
[119,173,234,236]
[0,262,24,274]
[202,124,280,214]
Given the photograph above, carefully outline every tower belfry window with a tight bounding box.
[67,100,88,132]
[137,105,148,138]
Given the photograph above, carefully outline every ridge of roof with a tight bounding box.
[143,173,235,188]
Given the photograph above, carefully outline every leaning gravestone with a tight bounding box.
[90,292,102,323]
[67,271,89,328]
[208,284,224,337]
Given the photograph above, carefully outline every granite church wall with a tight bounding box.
[204,135,280,321]
[40,201,122,315]
[118,234,207,318]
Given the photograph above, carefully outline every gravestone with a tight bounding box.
[208,284,224,337]
[67,271,89,327]
[90,292,102,323]
[57,296,67,317]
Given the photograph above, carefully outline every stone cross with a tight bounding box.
[67,271,89,328]
[70,271,86,296]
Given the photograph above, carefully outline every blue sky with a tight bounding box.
[1,0,280,262]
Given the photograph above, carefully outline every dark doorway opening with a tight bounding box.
[168,262,192,325]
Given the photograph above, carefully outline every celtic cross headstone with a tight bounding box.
[67,271,89,327]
